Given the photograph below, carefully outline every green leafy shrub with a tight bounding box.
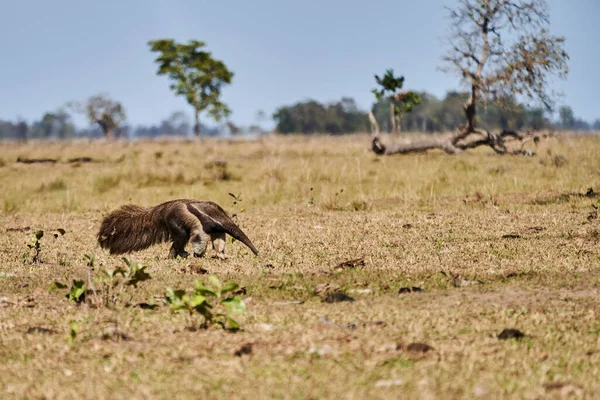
[96,257,152,307]
[50,279,86,304]
[165,275,246,331]
[49,257,151,308]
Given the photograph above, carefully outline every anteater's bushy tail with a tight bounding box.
[97,204,169,255]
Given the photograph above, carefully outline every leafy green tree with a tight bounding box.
[372,69,421,134]
[148,39,234,136]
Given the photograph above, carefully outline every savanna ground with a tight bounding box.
[1,133,599,399]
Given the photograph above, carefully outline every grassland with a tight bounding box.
[1,133,599,399]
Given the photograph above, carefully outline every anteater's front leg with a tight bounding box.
[211,233,228,260]
[191,230,211,258]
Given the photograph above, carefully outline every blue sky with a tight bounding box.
[1,0,598,129]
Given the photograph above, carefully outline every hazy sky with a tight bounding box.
[1,0,598,129]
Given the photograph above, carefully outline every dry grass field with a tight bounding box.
[1,133,599,399]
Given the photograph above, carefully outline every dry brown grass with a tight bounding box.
[1,133,600,399]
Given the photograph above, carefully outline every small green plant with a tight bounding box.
[50,257,151,307]
[85,253,96,268]
[23,228,65,263]
[49,279,86,304]
[96,257,152,307]
[24,230,44,263]
[68,280,86,303]
[165,275,246,331]
[67,321,78,344]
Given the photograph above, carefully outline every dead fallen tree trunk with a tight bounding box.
[16,157,58,164]
[67,157,95,163]
[372,128,545,156]
[15,156,97,165]
[372,135,461,154]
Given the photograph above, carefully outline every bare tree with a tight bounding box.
[70,94,126,140]
[372,0,568,156]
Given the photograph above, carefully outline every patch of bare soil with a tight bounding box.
[423,284,600,310]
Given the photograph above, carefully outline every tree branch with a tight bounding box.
[368,111,380,136]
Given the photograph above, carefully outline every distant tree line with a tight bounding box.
[272,97,369,134]
[1,90,598,140]
[0,111,222,140]
[274,91,600,135]
[0,110,76,140]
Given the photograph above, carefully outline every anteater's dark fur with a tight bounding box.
[97,199,258,258]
